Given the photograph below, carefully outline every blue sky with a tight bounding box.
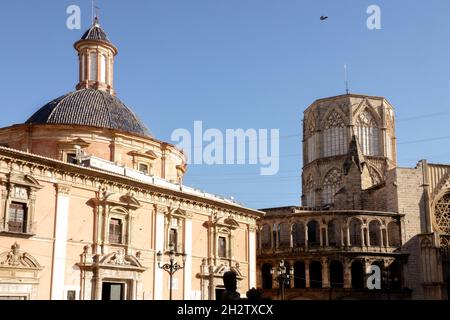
[1,0,450,209]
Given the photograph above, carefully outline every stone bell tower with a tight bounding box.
[301,94,397,208]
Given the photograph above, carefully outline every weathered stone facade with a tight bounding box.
[257,94,449,300]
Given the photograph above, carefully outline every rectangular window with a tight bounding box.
[109,218,123,244]
[67,291,77,301]
[66,153,78,165]
[8,203,27,233]
[218,236,227,258]
[169,228,178,252]
[139,163,149,175]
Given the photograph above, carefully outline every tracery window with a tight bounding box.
[356,110,379,156]
[322,168,342,205]
[435,193,450,234]
[323,111,347,157]
[306,117,318,163]
[304,176,315,207]
[261,224,271,248]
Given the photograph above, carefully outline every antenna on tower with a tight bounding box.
[344,64,350,94]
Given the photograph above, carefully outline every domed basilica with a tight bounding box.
[0,18,262,300]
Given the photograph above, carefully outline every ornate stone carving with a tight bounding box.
[435,193,450,234]
[109,249,130,266]
[0,243,41,269]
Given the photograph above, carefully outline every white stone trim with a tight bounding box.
[184,219,193,299]
[51,192,70,300]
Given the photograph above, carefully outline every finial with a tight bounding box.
[92,0,100,25]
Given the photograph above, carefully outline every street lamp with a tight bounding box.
[157,243,187,300]
[271,260,294,300]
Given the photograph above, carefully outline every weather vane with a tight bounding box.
[92,0,100,24]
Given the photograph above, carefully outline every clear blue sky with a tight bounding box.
[1,0,450,209]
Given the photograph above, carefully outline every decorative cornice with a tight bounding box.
[0,147,264,219]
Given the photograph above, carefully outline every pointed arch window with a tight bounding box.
[305,117,318,163]
[305,176,315,207]
[356,110,379,156]
[322,168,342,205]
[435,193,450,234]
[323,111,347,157]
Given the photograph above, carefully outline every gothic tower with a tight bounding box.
[301,94,397,208]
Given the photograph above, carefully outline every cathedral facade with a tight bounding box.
[0,19,262,300]
[256,94,450,300]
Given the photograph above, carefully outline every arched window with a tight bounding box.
[261,264,273,289]
[351,260,365,289]
[369,220,381,247]
[307,220,320,246]
[292,223,305,247]
[329,260,344,288]
[387,221,401,247]
[306,117,318,163]
[356,109,379,156]
[309,261,322,288]
[323,111,347,157]
[435,193,450,234]
[100,54,107,83]
[89,52,98,81]
[278,223,290,247]
[304,176,315,207]
[261,224,271,248]
[328,219,340,246]
[322,168,342,205]
[81,54,86,81]
[349,218,362,246]
[294,261,306,288]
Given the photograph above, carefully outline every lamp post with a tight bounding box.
[271,260,294,300]
[157,243,187,300]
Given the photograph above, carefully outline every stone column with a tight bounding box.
[305,261,310,288]
[346,226,351,246]
[343,259,352,289]
[322,258,330,288]
[304,225,309,251]
[366,227,371,247]
[319,228,323,247]
[51,184,71,300]
[248,224,257,289]
[325,227,329,247]
[361,226,366,246]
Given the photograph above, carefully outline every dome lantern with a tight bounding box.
[74,17,118,95]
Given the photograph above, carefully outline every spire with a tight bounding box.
[74,17,118,94]
[343,135,366,175]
